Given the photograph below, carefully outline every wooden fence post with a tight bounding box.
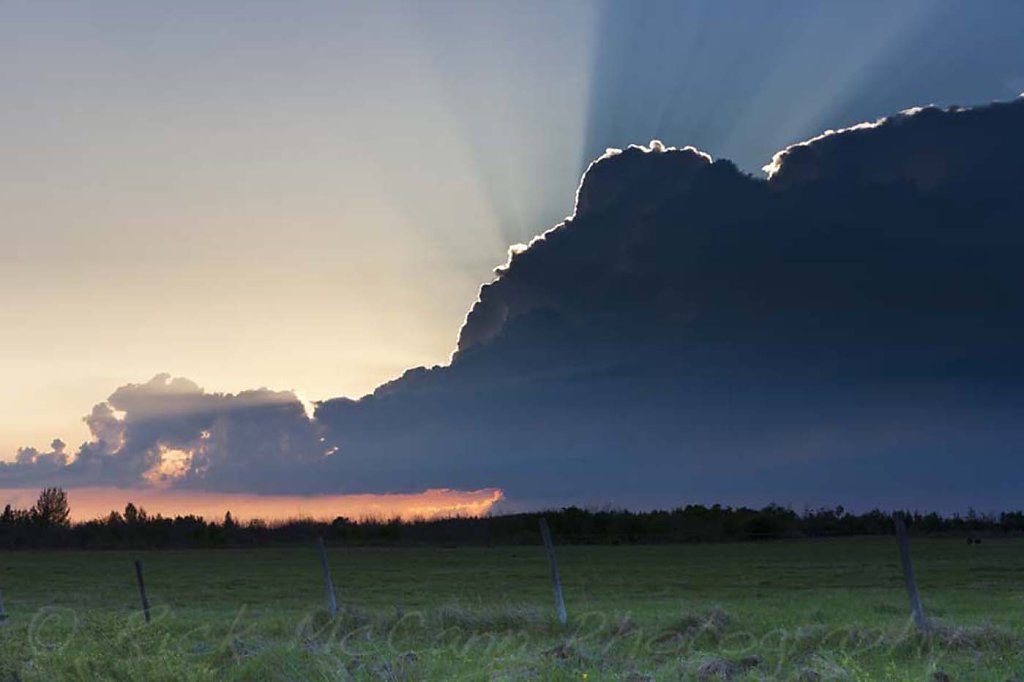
[134,559,151,624]
[316,536,339,617]
[893,513,928,632]
[538,518,568,626]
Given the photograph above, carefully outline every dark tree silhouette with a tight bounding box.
[0,487,1022,549]
[32,487,70,527]
[124,502,149,525]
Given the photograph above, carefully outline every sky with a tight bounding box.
[2,1,1024,517]
[0,1,596,461]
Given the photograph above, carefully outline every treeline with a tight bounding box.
[2,488,1024,550]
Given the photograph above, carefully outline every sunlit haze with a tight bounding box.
[0,2,596,458]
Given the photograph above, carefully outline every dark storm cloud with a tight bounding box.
[4,96,1024,508]
[316,97,1024,507]
[764,99,1024,189]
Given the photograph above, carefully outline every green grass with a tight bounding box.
[1,538,1022,680]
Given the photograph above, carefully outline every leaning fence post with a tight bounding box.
[893,513,928,632]
[134,559,151,624]
[316,536,339,617]
[538,517,568,626]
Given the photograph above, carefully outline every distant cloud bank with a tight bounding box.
[6,96,1024,510]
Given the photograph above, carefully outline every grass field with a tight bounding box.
[0,537,1022,680]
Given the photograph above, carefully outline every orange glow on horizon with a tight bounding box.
[0,487,504,523]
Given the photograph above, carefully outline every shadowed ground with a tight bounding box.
[0,538,1022,679]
